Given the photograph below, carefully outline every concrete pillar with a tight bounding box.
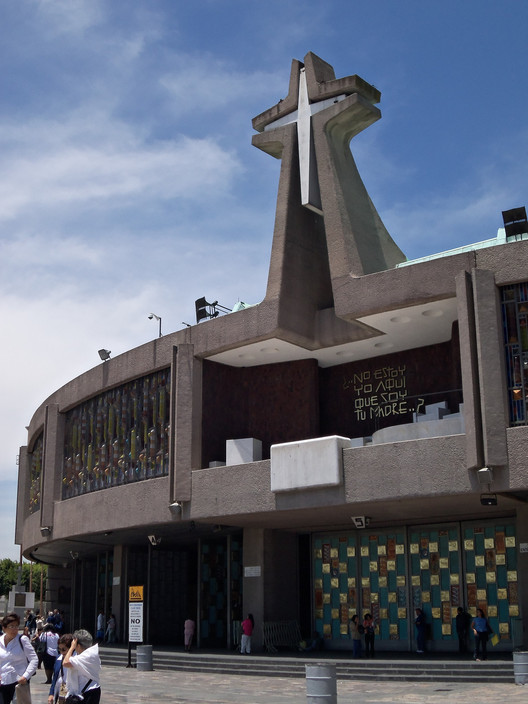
[242,528,299,651]
[455,270,483,471]
[111,545,125,642]
[41,404,65,530]
[45,565,72,628]
[242,528,265,650]
[471,269,509,469]
[516,505,528,647]
[170,344,201,504]
[15,447,28,545]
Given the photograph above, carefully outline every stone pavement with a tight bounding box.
[25,665,527,703]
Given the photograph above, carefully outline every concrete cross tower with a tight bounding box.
[253,52,406,328]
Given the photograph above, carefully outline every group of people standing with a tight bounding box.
[0,611,102,704]
[96,610,117,644]
[349,613,376,658]
[348,606,494,660]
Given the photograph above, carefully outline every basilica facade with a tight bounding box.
[16,53,528,652]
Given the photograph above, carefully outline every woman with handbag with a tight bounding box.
[62,630,101,703]
[0,612,38,704]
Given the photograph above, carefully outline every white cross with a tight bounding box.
[264,68,347,214]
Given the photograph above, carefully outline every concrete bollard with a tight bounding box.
[136,644,153,671]
[513,651,528,685]
[305,663,337,703]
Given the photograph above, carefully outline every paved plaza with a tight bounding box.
[25,665,527,703]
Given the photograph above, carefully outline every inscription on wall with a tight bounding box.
[343,365,425,422]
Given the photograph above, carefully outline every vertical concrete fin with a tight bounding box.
[455,270,483,470]
[41,403,64,530]
[15,446,28,546]
[171,344,195,503]
[471,269,509,468]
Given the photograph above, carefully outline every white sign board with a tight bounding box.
[129,602,144,643]
[244,566,261,577]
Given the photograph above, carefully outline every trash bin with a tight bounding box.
[136,644,153,671]
[513,651,528,685]
[305,663,337,703]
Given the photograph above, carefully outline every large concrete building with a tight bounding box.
[16,53,528,653]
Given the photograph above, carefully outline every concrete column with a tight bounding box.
[111,545,125,642]
[41,404,65,530]
[471,269,509,469]
[45,565,72,626]
[242,528,265,650]
[170,344,198,503]
[15,447,28,545]
[242,528,299,651]
[515,505,528,647]
[456,270,483,471]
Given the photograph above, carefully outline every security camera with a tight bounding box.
[480,493,497,506]
[148,534,161,546]
[148,314,154,320]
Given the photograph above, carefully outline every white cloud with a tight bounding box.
[0,115,242,223]
[34,0,105,36]
[159,55,285,116]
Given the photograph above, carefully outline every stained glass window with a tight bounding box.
[62,368,170,498]
[29,433,43,514]
[501,282,528,425]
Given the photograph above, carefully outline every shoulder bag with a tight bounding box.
[15,683,32,704]
[65,679,93,703]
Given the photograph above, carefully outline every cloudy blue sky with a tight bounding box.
[1,0,527,560]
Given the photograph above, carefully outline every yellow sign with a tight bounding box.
[129,585,144,602]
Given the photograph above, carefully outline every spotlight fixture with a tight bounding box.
[169,501,182,516]
[502,206,528,239]
[98,349,111,362]
[148,313,162,337]
[195,297,231,324]
[40,526,52,537]
[477,467,493,485]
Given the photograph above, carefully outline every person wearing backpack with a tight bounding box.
[349,614,363,658]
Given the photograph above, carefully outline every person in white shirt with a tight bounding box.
[39,624,59,684]
[0,612,38,704]
[63,629,101,703]
[96,611,105,642]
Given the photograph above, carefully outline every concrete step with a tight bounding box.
[99,647,515,683]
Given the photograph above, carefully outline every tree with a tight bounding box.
[21,562,47,601]
[0,559,47,600]
[0,559,19,597]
